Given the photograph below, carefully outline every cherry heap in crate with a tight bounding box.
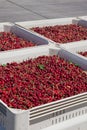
[0,55,87,110]
[0,32,35,51]
[31,24,87,43]
[78,51,87,57]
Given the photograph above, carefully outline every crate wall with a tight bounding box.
[15,17,87,46]
[0,22,49,55]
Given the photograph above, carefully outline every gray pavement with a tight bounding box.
[0,0,87,22]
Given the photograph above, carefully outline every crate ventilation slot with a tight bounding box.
[29,93,87,120]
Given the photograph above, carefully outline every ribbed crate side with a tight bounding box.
[29,106,87,130]
[1,101,87,130]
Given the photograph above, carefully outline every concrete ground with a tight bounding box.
[0,0,87,22]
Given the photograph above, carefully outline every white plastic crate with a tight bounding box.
[60,41,87,70]
[15,16,87,46]
[0,46,87,130]
[0,22,49,55]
